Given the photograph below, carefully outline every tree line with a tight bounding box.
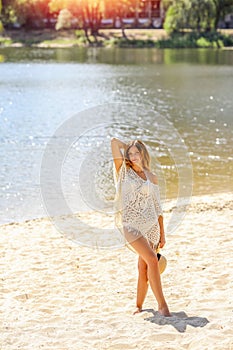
[0,0,232,40]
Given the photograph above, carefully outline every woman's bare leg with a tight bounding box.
[126,233,170,316]
[134,256,149,314]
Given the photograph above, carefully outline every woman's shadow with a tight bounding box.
[142,309,209,333]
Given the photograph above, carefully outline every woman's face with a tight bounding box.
[128,145,142,167]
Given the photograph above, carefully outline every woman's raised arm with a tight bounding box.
[111,137,127,173]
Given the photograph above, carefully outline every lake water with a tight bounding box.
[0,47,232,225]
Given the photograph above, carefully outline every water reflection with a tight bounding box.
[0,47,232,224]
[0,46,233,65]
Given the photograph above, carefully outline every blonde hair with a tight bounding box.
[124,140,151,170]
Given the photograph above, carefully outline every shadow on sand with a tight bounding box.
[143,309,209,333]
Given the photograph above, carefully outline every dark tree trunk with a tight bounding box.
[82,13,92,44]
[120,20,127,39]
[213,0,221,30]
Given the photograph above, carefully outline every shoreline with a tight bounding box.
[0,28,168,48]
[1,189,233,349]
[1,28,233,49]
[1,190,232,229]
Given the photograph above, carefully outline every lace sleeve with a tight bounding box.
[152,184,163,217]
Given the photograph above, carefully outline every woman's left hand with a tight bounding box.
[158,216,166,249]
[159,234,166,248]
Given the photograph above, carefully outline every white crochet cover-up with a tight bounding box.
[114,161,163,249]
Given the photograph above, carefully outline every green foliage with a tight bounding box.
[163,1,188,34]
[106,37,155,48]
[41,37,87,46]
[74,29,88,45]
[102,30,233,48]
[75,29,85,38]
[156,33,196,48]
[1,0,17,26]
[187,0,215,31]
[221,32,233,45]
[156,31,233,48]
[197,37,224,48]
[196,36,214,47]
[163,0,233,33]
[76,35,87,45]
[164,0,216,33]
[0,36,12,45]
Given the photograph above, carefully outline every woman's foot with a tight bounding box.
[133,307,142,315]
[158,304,171,317]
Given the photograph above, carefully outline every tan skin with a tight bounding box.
[111,138,170,317]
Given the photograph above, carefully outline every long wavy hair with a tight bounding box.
[124,140,151,170]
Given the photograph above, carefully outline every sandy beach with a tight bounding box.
[1,192,233,350]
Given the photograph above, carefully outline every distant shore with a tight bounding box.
[1,28,233,48]
[0,28,168,48]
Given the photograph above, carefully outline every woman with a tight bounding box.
[111,137,170,317]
